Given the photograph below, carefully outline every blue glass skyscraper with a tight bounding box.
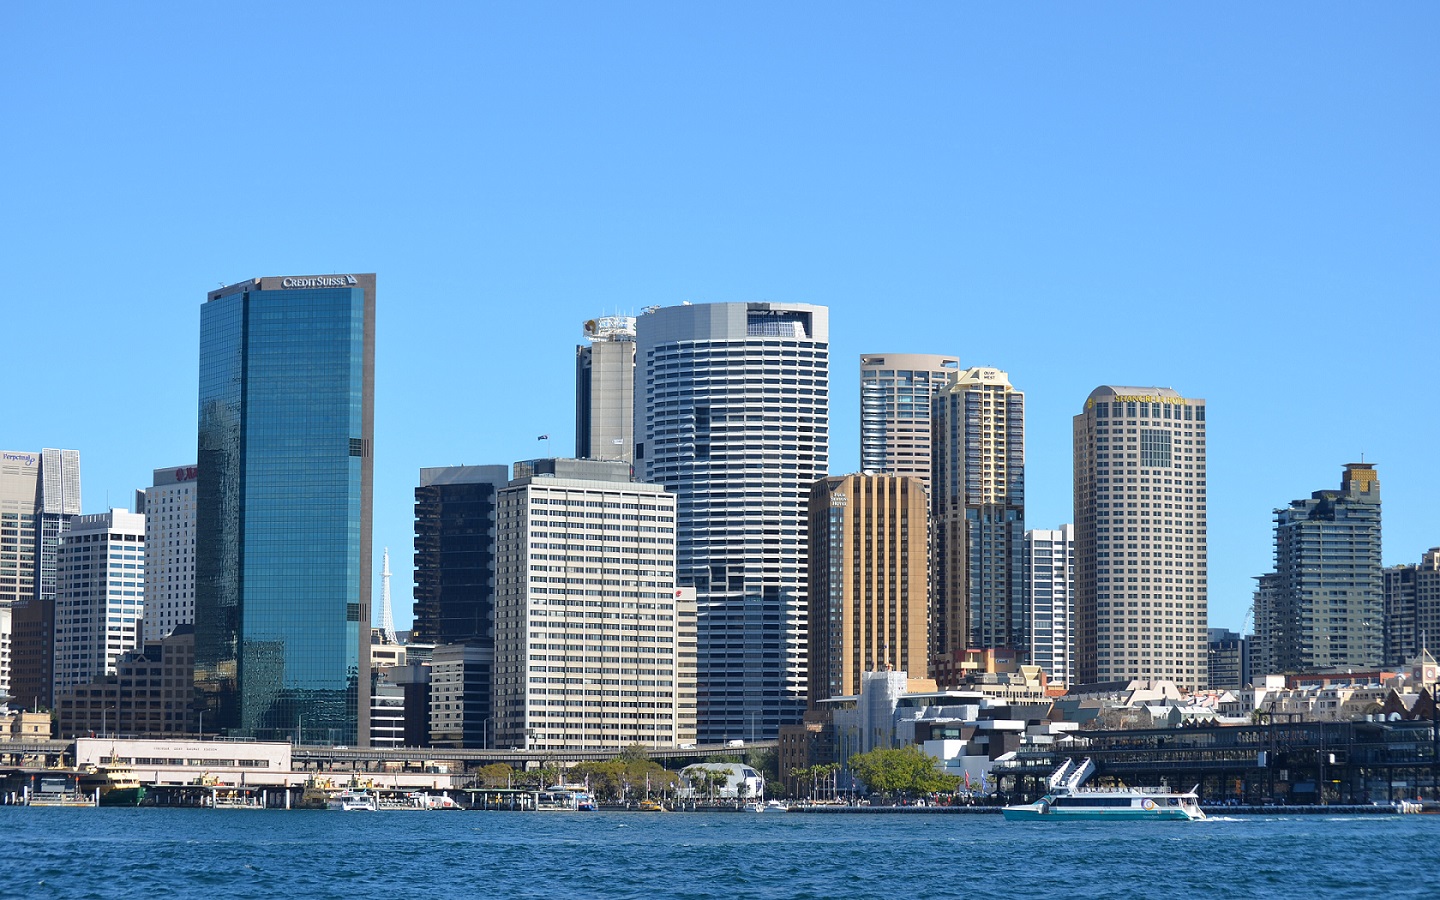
[195,274,375,745]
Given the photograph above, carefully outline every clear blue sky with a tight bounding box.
[4,4,1436,633]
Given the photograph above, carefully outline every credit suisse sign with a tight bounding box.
[282,275,359,289]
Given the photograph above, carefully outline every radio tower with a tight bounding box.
[378,547,398,644]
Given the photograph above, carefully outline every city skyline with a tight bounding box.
[5,6,1437,639]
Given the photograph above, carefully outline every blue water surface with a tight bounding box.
[3,808,1437,900]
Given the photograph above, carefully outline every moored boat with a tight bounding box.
[536,787,596,811]
[1003,758,1205,822]
[96,764,147,807]
[328,789,379,811]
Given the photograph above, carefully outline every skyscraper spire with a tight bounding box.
[379,547,398,644]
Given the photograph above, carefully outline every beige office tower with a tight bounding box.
[807,474,929,704]
[142,466,198,643]
[575,316,636,464]
[0,452,43,611]
[491,458,695,751]
[1074,387,1208,687]
[2,449,80,711]
[859,354,959,493]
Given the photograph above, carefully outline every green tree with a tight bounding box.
[785,764,807,799]
[475,763,516,789]
[848,745,960,799]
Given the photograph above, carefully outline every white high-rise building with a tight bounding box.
[54,509,146,696]
[142,465,197,642]
[1073,386,1208,687]
[635,302,829,742]
[859,353,958,493]
[1024,525,1075,686]
[492,458,695,751]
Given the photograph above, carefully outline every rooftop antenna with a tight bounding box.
[378,547,398,644]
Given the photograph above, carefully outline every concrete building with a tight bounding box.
[0,451,43,613]
[140,465,197,642]
[389,660,432,747]
[429,641,491,748]
[1024,525,1075,687]
[1417,549,1440,661]
[814,669,1066,795]
[806,474,929,704]
[54,625,195,739]
[195,274,375,746]
[1207,627,1249,691]
[858,353,958,492]
[1385,549,1440,667]
[1073,386,1208,687]
[576,315,636,464]
[1384,563,1418,668]
[1249,572,1280,679]
[53,509,147,696]
[932,366,1026,662]
[635,302,829,742]
[4,448,81,711]
[0,606,9,706]
[1265,464,1382,673]
[370,670,406,749]
[491,458,695,751]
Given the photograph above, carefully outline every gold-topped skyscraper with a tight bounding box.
[932,366,1026,664]
[1073,386,1208,687]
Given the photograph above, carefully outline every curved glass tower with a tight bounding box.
[635,302,828,742]
[195,274,374,745]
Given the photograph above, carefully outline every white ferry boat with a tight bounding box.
[1002,758,1204,822]
[328,789,379,811]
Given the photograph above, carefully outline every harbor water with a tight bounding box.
[4,807,1438,899]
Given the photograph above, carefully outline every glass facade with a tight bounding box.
[412,465,508,645]
[196,276,374,745]
[636,303,829,743]
[858,354,958,493]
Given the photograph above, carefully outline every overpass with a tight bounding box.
[290,741,777,773]
[0,738,776,774]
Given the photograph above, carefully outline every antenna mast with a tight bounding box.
[379,547,398,643]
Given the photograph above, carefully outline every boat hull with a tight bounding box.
[99,787,147,807]
[1003,804,1201,821]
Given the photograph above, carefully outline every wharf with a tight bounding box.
[788,804,1000,814]
[1201,804,1407,815]
[787,803,1411,816]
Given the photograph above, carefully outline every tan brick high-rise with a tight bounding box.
[807,474,929,703]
